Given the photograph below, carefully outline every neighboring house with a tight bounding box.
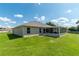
[0,27,11,32]
[12,21,67,37]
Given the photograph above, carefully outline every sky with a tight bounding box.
[0,3,79,28]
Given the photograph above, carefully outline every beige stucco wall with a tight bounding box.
[22,27,40,37]
[13,26,41,37]
[13,26,60,37]
[30,27,39,34]
[12,27,23,36]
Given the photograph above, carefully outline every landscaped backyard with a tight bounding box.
[0,32,79,56]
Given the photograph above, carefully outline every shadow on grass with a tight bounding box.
[7,34,22,40]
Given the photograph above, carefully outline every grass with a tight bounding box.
[0,32,79,56]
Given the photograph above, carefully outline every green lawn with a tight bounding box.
[0,32,79,56]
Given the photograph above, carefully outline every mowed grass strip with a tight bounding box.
[0,33,79,55]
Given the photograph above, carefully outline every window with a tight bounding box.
[46,28,49,33]
[27,28,30,34]
[43,28,46,33]
[39,28,41,33]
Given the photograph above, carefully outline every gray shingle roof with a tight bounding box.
[15,21,56,28]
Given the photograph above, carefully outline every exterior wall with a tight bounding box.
[30,28,39,34]
[12,26,41,37]
[23,27,60,37]
[22,26,27,35]
[23,27,40,37]
[12,27,23,36]
[12,26,64,37]
[23,27,40,34]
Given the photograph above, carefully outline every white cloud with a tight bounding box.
[40,16,45,21]
[50,17,79,27]
[58,17,69,22]
[51,17,69,24]
[0,25,12,28]
[14,14,23,18]
[23,21,28,23]
[34,17,40,21]
[66,9,72,13]
[0,17,11,22]
[34,3,41,6]
[5,23,9,25]
[34,16,45,22]
[10,21,16,24]
[0,25,3,28]
[38,3,41,5]
[34,16,38,19]
[0,17,15,28]
[0,17,16,24]
[6,25,12,28]
[51,19,58,23]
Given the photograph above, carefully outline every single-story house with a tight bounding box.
[12,21,67,37]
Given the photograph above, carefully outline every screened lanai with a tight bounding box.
[39,27,67,37]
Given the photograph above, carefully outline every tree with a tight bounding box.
[76,20,79,31]
[77,25,79,31]
[46,22,56,26]
[68,27,77,31]
[76,20,79,24]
